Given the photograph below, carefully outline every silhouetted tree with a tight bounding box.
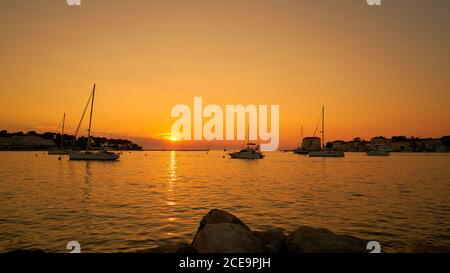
[41,132,56,140]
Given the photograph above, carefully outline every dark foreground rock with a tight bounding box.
[188,208,370,253]
[286,226,368,253]
[193,222,263,253]
[192,209,262,253]
[194,209,251,233]
[6,209,374,253]
[254,227,288,253]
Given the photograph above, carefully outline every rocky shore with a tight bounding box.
[149,209,371,253]
[6,209,450,253]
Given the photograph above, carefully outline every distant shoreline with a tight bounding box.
[1,149,449,153]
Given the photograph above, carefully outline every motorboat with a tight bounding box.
[229,143,265,159]
[309,150,345,157]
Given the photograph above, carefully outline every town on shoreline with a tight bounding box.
[297,135,450,153]
[0,129,449,153]
[0,130,142,151]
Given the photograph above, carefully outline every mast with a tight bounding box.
[60,113,66,149]
[321,106,325,150]
[301,125,304,148]
[247,125,249,144]
[86,84,96,151]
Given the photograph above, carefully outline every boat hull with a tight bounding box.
[48,149,70,155]
[308,151,345,157]
[367,151,390,156]
[293,148,308,155]
[69,151,119,161]
[228,152,264,159]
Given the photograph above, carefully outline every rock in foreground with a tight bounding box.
[189,209,370,253]
[193,222,263,253]
[286,226,368,253]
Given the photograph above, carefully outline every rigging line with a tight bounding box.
[311,110,322,149]
[73,90,94,143]
[54,115,63,139]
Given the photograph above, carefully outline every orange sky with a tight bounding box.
[0,0,449,149]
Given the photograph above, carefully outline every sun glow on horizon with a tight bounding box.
[0,1,449,148]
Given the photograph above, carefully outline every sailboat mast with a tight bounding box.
[61,113,66,149]
[87,84,96,151]
[301,125,304,148]
[321,106,325,150]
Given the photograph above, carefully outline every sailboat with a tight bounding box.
[308,106,345,157]
[69,84,120,161]
[228,127,265,159]
[293,125,308,155]
[48,113,70,155]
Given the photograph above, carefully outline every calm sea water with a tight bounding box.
[0,151,449,253]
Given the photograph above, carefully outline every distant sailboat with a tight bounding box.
[293,125,308,155]
[69,84,120,161]
[48,113,70,155]
[308,106,345,157]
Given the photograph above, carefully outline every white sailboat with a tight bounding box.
[69,84,120,161]
[48,113,70,155]
[308,106,345,157]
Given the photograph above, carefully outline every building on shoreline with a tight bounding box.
[0,130,143,151]
[324,136,449,153]
[293,135,449,153]
[0,132,54,149]
[301,137,321,151]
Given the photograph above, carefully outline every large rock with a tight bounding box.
[286,226,368,253]
[193,222,263,253]
[254,228,287,253]
[149,209,373,253]
[194,209,251,234]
